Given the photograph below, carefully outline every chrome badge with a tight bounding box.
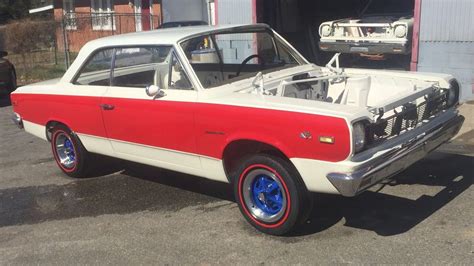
[300,131,312,140]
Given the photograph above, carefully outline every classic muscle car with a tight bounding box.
[11,24,464,235]
[319,1,414,55]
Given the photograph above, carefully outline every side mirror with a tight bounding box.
[0,51,8,58]
[145,85,166,99]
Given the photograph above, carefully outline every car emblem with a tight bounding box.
[300,131,312,140]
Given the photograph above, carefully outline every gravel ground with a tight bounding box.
[0,96,473,264]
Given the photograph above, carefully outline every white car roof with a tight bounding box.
[61,23,272,83]
[85,24,270,49]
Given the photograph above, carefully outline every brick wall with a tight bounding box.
[55,0,162,52]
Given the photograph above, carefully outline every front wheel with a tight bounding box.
[234,154,311,235]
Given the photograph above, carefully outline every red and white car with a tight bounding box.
[11,24,464,235]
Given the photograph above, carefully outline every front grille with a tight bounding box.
[367,89,450,145]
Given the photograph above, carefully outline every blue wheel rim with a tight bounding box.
[251,175,284,215]
[242,168,287,223]
[64,138,76,162]
[55,133,76,169]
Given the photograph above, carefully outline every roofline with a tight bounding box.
[175,23,271,43]
[84,24,272,49]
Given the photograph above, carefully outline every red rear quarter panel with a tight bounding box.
[11,93,107,137]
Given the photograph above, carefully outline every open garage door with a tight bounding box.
[257,0,415,67]
[216,0,415,67]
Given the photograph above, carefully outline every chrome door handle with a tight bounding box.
[100,104,115,111]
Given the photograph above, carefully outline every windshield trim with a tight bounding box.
[177,26,308,90]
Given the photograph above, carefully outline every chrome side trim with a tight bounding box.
[327,114,464,197]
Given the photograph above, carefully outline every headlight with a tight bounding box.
[447,79,460,107]
[353,122,367,153]
[394,25,407,38]
[321,25,332,37]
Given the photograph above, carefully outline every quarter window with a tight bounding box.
[75,49,114,86]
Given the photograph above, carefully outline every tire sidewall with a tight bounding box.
[234,154,305,235]
[51,125,86,177]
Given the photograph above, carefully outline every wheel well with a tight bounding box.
[222,140,292,183]
[45,121,67,142]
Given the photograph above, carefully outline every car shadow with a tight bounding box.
[1,152,470,237]
[291,153,473,236]
[124,153,472,237]
[122,162,234,202]
[0,161,229,228]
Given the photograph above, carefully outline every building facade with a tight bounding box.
[416,0,474,101]
[54,0,161,52]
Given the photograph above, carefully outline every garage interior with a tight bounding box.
[256,0,415,69]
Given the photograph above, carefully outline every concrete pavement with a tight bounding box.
[0,96,472,264]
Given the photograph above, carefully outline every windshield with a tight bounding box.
[180,29,305,88]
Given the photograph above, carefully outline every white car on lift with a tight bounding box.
[319,0,414,56]
[319,15,413,55]
[11,24,463,235]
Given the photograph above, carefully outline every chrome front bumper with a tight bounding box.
[327,114,465,197]
[319,41,410,55]
[11,113,23,129]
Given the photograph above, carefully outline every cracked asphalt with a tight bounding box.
[0,96,473,264]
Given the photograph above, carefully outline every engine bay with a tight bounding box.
[235,54,443,111]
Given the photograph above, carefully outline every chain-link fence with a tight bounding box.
[1,13,160,85]
[2,19,62,85]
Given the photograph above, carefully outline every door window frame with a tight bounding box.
[72,47,115,86]
[71,45,195,91]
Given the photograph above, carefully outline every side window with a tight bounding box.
[75,49,113,86]
[112,46,171,88]
[169,53,193,90]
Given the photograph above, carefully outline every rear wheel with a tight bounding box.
[51,125,90,178]
[234,154,311,235]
